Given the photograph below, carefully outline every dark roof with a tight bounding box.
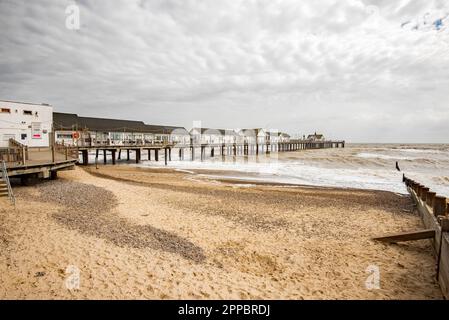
[53,112,188,134]
[239,129,285,136]
[307,133,324,138]
[190,128,238,136]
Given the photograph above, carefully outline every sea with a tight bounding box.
[136,143,449,197]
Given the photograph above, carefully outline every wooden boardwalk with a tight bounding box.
[1,144,78,179]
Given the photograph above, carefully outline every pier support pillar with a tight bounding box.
[135,149,141,163]
[155,149,159,161]
[50,170,58,180]
[127,149,130,161]
[118,149,121,160]
[148,149,151,161]
[211,147,214,157]
[164,148,168,165]
[112,150,116,165]
[103,150,107,164]
[81,150,88,165]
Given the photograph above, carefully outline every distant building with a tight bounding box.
[0,100,52,148]
[237,128,289,144]
[307,132,325,141]
[53,112,190,146]
[279,132,291,142]
[189,128,238,144]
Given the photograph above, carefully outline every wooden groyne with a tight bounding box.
[403,175,449,298]
[76,139,345,165]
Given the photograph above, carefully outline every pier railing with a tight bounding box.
[54,142,79,160]
[0,160,15,205]
[0,139,28,166]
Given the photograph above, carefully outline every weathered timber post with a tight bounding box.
[426,191,436,207]
[50,170,58,180]
[155,149,159,161]
[112,150,116,165]
[118,149,121,160]
[433,196,447,217]
[82,150,88,165]
[136,149,141,164]
[127,149,130,161]
[103,150,107,164]
[421,187,430,202]
[416,185,423,197]
[148,149,151,161]
[164,148,168,165]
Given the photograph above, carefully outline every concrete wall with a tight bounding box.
[0,100,52,148]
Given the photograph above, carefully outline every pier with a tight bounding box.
[76,139,345,165]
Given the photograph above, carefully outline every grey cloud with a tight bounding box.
[0,0,449,142]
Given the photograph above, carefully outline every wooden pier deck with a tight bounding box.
[76,139,345,165]
[1,144,78,179]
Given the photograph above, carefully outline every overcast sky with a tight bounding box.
[1,0,448,142]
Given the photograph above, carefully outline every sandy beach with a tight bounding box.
[0,165,443,299]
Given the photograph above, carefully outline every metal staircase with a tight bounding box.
[0,160,15,205]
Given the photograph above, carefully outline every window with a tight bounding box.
[57,133,72,139]
[23,110,33,115]
[1,108,10,113]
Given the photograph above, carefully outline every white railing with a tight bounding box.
[0,160,15,206]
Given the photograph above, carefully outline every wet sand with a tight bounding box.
[0,165,443,299]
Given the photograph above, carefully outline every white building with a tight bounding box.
[53,112,190,146]
[237,128,288,144]
[190,128,238,144]
[0,100,52,148]
[307,132,325,141]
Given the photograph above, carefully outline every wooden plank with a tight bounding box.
[372,229,435,243]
